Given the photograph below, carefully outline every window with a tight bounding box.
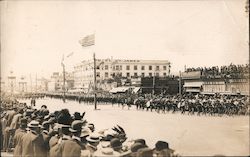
[105,72,108,78]
[116,65,119,70]
[163,66,167,70]
[134,73,138,77]
[105,65,108,70]
[149,66,152,70]
[134,65,137,70]
[156,66,159,71]
[96,66,100,70]
[126,73,130,77]
[156,73,159,77]
[163,73,166,76]
[120,65,122,70]
[141,66,145,70]
[96,72,100,77]
[141,73,145,77]
[126,65,130,70]
[149,73,152,77]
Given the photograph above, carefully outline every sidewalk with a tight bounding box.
[1,152,13,157]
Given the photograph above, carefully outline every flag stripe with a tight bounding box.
[80,34,95,47]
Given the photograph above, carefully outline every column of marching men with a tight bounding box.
[0,97,179,157]
[46,93,249,116]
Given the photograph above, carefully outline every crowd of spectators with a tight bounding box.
[185,64,249,79]
[0,96,179,157]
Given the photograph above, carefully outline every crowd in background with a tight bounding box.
[0,96,179,157]
[185,64,249,79]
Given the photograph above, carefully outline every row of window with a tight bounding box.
[100,72,167,78]
[76,72,168,78]
[97,65,168,71]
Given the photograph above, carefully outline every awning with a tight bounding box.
[109,87,130,93]
[185,88,201,93]
[183,82,203,88]
[132,87,140,93]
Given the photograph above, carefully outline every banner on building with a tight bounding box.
[79,34,95,47]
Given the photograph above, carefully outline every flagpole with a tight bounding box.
[79,33,97,109]
[93,52,97,110]
[61,54,66,103]
[179,71,182,97]
[62,63,66,103]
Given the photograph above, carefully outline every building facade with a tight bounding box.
[73,58,171,91]
[141,77,179,94]
[48,72,74,92]
[181,71,249,95]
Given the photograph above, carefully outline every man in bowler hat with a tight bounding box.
[21,120,46,157]
[13,118,27,156]
[61,120,84,157]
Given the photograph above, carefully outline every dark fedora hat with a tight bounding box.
[130,143,147,152]
[41,121,50,129]
[69,120,83,132]
[134,139,146,146]
[19,118,28,126]
[110,138,122,150]
[73,112,82,120]
[41,105,47,108]
[154,141,174,152]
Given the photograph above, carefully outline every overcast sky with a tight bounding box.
[1,0,249,81]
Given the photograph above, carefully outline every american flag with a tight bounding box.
[79,34,95,47]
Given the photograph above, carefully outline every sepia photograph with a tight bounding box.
[0,0,249,156]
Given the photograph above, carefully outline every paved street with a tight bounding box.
[18,97,249,156]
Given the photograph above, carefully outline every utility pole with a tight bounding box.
[93,52,97,110]
[179,71,182,97]
[35,73,37,93]
[30,73,32,93]
[152,73,155,96]
[62,63,66,103]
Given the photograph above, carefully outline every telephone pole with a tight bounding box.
[152,73,155,95]
[35,73,37,93]
[62,63,66,103]
[30,73,32,93]
[179,71,182,97]
[93,52,97,110]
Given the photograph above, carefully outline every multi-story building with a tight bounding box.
[48,72,74,92]
[73,58,171,91]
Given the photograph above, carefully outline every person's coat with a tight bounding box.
[13,128,26,157]
[21,131,46,157]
